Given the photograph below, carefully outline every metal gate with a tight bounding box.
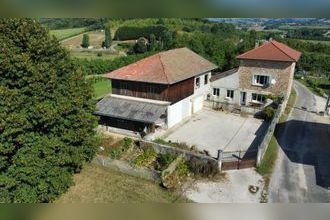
[221,150,257,170]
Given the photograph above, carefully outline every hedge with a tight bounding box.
[74,52,156,75]
[114,25,169,40]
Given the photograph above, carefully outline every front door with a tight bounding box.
[240,92,246,106]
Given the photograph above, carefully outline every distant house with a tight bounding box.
[210,40,301,108]
[95,48,217,133]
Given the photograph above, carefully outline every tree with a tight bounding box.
[133,37,148,53]
[162,31,173,50]
[81,34,90,48]
[103,24,112,49]
[148,34,157,51]
[0,18,98,202]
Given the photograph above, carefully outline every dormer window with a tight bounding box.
[253,75,270,86]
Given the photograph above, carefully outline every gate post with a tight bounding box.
[217,149,223,172]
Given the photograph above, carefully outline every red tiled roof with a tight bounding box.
[105,48,217,85]
[237,40,301,62]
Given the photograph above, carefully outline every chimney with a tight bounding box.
[255,41,259,48]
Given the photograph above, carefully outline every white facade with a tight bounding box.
[166,71,211,128]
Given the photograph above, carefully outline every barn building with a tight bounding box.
[95,48,217,133]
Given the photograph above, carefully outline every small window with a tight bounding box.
[213,88,220,96]
[204,74,209,85]
[226,90,234,99]
[253,75,270,86]
[252,93,266,103]
[195,77,200,88]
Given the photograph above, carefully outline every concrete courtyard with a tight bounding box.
[163,109,268,158]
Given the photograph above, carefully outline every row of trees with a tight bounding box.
[81,24,112,49]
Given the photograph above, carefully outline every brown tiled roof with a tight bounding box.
[237,40,301,62]
[105,48,218,85]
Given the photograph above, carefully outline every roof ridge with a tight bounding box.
[237,41,270,58]
[158,53,170,84]
[270,40,295,61]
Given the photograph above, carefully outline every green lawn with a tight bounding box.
[50,27,87,41]
[92,79,112,99]
[57,164,187,203]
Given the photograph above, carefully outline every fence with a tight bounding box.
[219,149,258,170]
[204,99,263,115]
[256,104,283,166]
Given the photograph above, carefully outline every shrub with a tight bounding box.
[74,52,156,75]
[132,147,156,167]
[81,33,90,48]
[262,106,277,122]
[106,137,132,159]
[97,52,103,57]
[187,159,218,177]
[155,153,177,171]
[176,159,189,177]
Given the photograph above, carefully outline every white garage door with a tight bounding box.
[192,95,203,113]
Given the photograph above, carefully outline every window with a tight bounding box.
[195,77,200,88]
[252,93,266,103]
[204,74,209,85]
[253,75,270,86]
[226,90,234,99]
[213,88,220,96]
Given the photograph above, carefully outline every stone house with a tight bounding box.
[209,40,301,109]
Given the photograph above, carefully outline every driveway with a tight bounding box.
[184,169,264,203]
[163,109,268,158]
[269,81,330,202]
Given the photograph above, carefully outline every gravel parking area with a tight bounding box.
[184,169,264,203]
[163,109,268,158]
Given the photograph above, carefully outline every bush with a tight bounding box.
[97,52,103,57]
[132,147,156,167]
[155,153,176,171]
[81,34,90,48]
[176,159,189,177]
[187,159,218,177]
[114,25,169,40]
[74,52,156,75]
[106,137,132,159]
[262,106,277,122]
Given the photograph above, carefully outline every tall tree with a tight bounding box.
[103,24,112,49]
[148,34,156,51]
[0,18,98,202]
[81,34,90,48]
[162,31,173,50]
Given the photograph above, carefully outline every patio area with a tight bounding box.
[162,109,269,158]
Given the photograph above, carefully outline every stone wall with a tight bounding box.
[238,60,296,99]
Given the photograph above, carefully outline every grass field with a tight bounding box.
[92,78,112,99]
[57,164,186,203]
[62,31,105,49]
[50,27,87,41]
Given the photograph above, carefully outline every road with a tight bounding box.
[268,81,330,202]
